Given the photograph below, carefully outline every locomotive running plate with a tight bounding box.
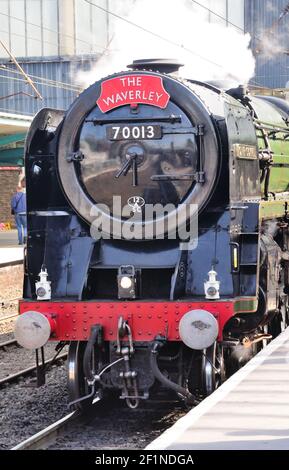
[106,124,162,141]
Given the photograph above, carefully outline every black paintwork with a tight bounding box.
[78,102,198,216]
[23,72,287,339]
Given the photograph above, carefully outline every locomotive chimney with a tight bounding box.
[127,58,184,75]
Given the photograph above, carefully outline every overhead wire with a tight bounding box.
[84,0,224,70]
[191,0,246,34]
[0,65,80,94]
[0,105,34,115]
[0,39,43,99]
[0,91,36,101]
[189,0,289,91]
[0,5,115,98]
[3,1,286,98]
[191,0,289,64]
[0,0,252,97]
[190,0,285,47]
[0,28,58,50]
[0,65,82,92]
[0,11,109,53]
[0,72,81,94]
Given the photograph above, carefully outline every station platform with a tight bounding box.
[147,327,289,450]
[0,231,23,267]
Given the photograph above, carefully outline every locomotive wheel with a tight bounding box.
[67,341,94,411]
[268,312,283,339]
[201,342,225,397]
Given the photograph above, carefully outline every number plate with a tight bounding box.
[107,124,162,141]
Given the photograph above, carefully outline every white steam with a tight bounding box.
[255,1,289,59]
[77,0,255,87]
[256,33,285,58]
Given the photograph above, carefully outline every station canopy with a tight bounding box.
[0,112,32,167]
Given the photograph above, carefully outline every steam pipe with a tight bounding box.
[264,167,271,200]
[68,384,96,411]
[150,339,197,404]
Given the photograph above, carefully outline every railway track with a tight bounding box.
[0,338,18,349]
[0,313,19,335]
[0,313,18,323]
[0,352,68,388]
[12,400,99,450]
[8,327,287,451]
[12,409,78,450]
[12,397,185,450]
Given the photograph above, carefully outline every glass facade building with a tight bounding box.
[245,0,289,89]
[0,0,109,58]
[0,0,246,115]
[0,1,245,59]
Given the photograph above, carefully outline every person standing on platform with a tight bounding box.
[11,182,27,245]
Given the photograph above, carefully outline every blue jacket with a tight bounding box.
[11,191,26,214]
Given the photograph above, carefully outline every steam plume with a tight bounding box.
[77,0,255,87]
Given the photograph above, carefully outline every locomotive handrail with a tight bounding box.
[267,134,289,140]
[162,127,200,135]
[254,119,289,133]
[87,114,183,125]
[151,173,205,183]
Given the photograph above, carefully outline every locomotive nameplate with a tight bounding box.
[97,75,170,113]
[107,124,162,141]
[232,144,257,160]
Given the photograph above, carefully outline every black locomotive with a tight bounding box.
[15,59,289,409]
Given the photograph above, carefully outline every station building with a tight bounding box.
[0,0,286,225]
[0,1,246,116]
[0,0,108,225]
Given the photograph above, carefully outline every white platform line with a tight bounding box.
[11,411,75,450]
[146,328,289,450]
[12,396,100,450]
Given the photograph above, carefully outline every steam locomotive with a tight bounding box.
[15,59,289,409]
